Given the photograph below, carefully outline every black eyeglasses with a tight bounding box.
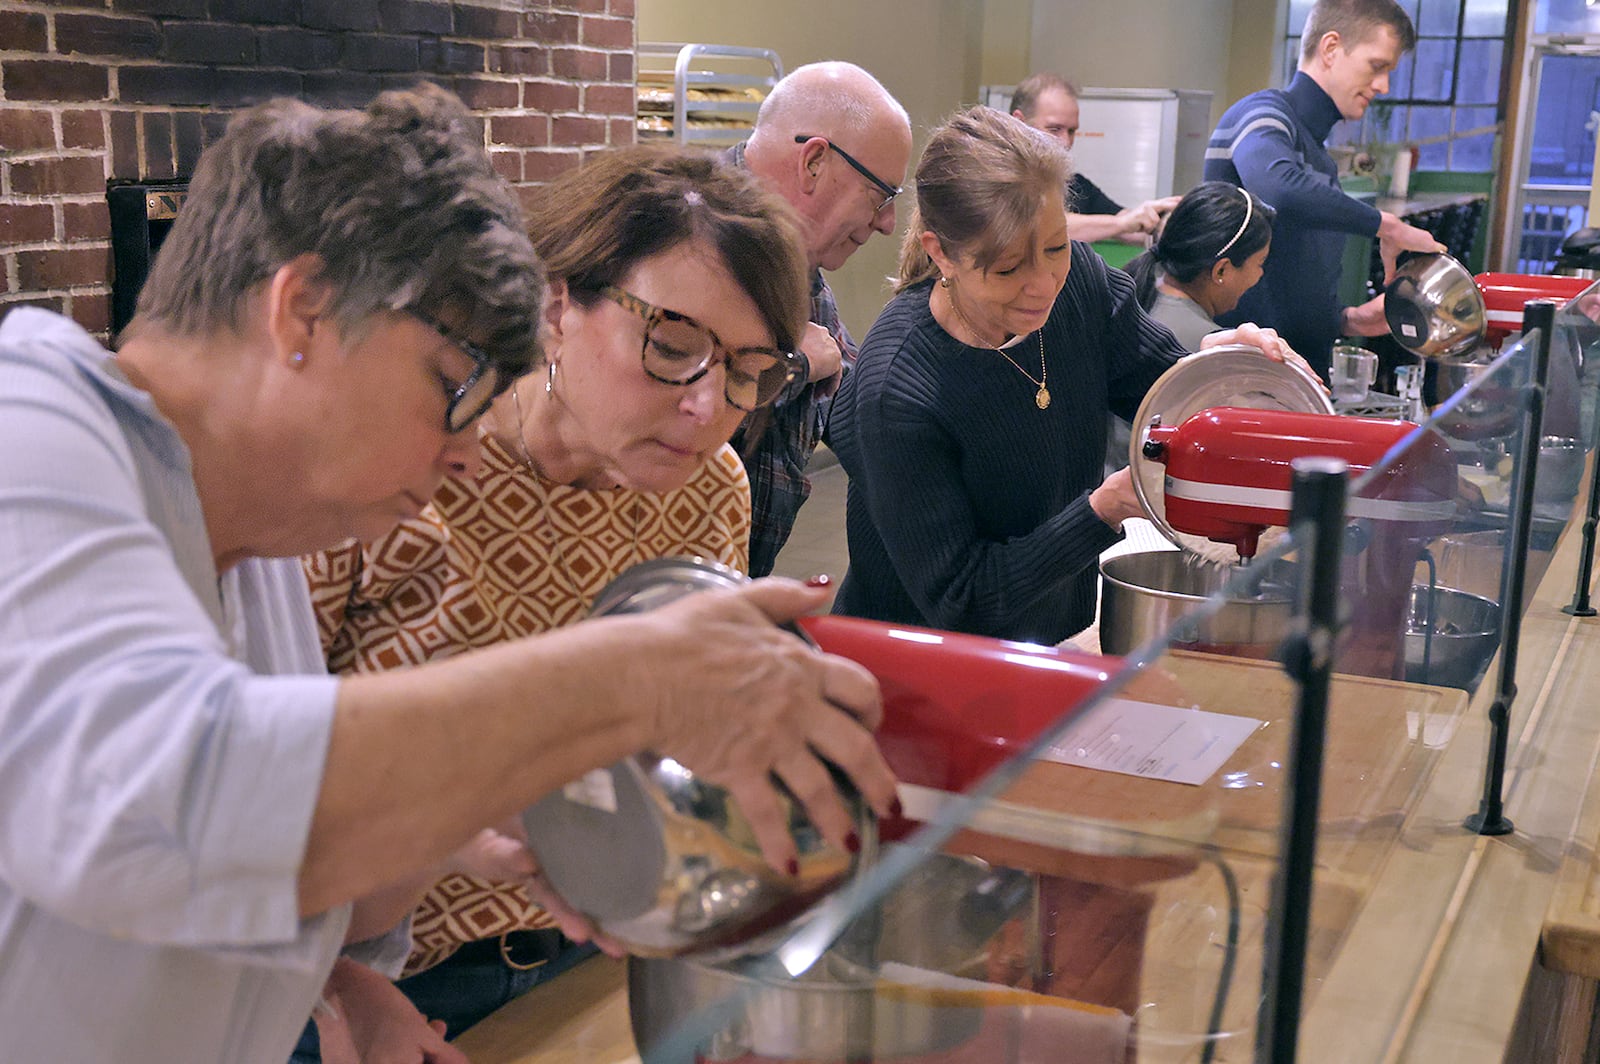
[793,134,902,215]
[596,285,803,412]
[407,307,505,433]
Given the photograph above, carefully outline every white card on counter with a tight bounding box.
[1040,698,1260,785]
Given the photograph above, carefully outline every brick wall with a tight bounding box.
[0,0,636,338]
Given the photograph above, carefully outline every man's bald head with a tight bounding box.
[743,62,912,272]
[749,61,908,146]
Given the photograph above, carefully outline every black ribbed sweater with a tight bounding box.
[829,243,1185,644]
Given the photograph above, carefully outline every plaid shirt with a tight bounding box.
[726,142,858,576]
[731,271,856,576]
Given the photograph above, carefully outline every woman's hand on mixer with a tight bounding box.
[1202,324,1324,386]
[623,578,898,874]
[1089,468,1145,532]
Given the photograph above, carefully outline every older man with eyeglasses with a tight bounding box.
[729,61,912,577]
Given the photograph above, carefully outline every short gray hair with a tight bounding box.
[129,83,544,382]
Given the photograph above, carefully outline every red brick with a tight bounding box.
[453,77,519,110]
[5,62,110,103]
[583,83,634,116]
[0,11,48,52]
[0,297,67,320]
[489,150,522,181]
[162,22,258,65]
[580,15,631,49]
[56,13,162,58]
[492,46,548,76]
[18,248,111,291]
[523,149,580,182]
[609,0,634,16]
[175,112,205,174]
[454,4,521,39]
[608,51,633,82]
[64,202,112,242]
[490,114,548,147]
[0,204,56,245]
[523,80,579,112]
[144,112,176,180]
[60,111,106,151]
[607,116,634,146]
[11,156,107,197]
[0,110,56,153]
[550,47,606,80]
[550,114,605,146]
[524,10,579,43]
[573,0,606,12]
[70,292,112,335]
[109,111,140,180]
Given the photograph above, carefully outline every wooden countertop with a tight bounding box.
[458,502,1600,1064]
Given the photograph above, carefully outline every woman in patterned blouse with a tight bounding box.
[297,145,819,1057]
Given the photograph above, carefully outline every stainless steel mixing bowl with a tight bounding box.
[520,557,872,959]
[1384,252,1487,362]
[1402,583,1500,691]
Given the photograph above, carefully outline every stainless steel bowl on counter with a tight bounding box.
[1403,583,1500,691]
[628,852,1032,1061]
[1099,550,1297,659]
[1535,435,1586,508]
[520,557,872,959]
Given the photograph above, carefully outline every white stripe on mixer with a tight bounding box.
[1164,476,1457,522]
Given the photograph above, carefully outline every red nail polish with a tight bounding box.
[889,797,904,819]
[804,573,831,588]
[786,858,800,877]
[844,831,861,854]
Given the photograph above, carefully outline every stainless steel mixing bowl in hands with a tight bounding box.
[1383,252,1488,362]
[519,557,875,960]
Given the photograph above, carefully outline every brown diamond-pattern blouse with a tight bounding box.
[302,434,751,973]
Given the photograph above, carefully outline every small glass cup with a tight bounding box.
[1331,344,1378,404]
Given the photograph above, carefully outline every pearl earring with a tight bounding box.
[291,351,305,367]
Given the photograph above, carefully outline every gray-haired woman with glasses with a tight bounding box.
[298,143,837,1054]
[0,89,894,1064]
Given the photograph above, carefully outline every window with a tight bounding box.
[1284,0,1511,171]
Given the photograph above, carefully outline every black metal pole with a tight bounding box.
[1466,299,1556,836]
[1258,457,1347,1064]
[1563,311,1600,614]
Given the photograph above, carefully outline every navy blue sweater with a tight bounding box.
[1204,72,1383,374]
[829,245,1184,645]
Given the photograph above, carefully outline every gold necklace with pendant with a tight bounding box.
[944,282,1050,410]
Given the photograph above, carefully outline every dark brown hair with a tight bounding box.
[1300,0,1417,62]
[895,106,1073,292]
[523,144,809,360]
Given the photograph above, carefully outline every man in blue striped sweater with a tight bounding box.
[1204,0,1442,375]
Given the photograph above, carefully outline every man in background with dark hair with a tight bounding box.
[1010,73,1179,245]
[1204,0,1442,374]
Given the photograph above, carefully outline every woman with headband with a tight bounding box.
[1127,182,1277,350]
[829,107,1313,645]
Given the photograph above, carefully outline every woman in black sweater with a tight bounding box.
[829,106,1302,644]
